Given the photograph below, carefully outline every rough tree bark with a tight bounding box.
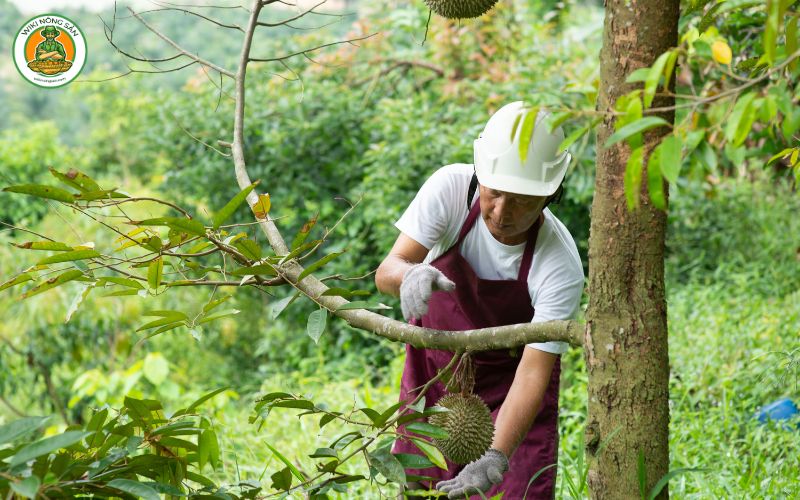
[585,0,679,498]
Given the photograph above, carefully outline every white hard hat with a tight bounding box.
[474,101,571,197]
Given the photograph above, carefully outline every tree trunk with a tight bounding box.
[585,0,678,498]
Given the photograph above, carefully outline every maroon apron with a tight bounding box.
[393,200,561,499]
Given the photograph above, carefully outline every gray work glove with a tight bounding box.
[435,449,509,499]
[399,263,456,321]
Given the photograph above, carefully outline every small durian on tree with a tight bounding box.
[429,392,495,464]
[423,0,499,19]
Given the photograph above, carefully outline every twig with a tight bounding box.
[249,33,377,63]
[127,6,236,78]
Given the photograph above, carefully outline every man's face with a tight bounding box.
[45,33,56,40]
[478,185,547,245]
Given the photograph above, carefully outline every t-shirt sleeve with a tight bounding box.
[395,167,464,250]
[526,275,584,354]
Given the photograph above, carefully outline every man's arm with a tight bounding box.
[491,347,558,457]
[375,233,429,296]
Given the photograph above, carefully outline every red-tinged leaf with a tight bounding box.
[49,167,101,192]
[21,270,84,299]
[0,273,34,292]
[252,193,271,219]
[13,241,73,251]
[292,213,319,250]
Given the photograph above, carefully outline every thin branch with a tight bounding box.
[0,395,26,418]
[127,6,236,78]
[256,0,329,27]
[165,108,232,157]
[134,5,244,31]
[353,60,445,87]
[249,33,377,63]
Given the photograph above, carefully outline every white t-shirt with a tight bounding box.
[395,163,584,354]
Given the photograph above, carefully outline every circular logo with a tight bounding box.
[12,14,87,88]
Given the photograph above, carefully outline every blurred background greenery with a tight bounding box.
[0,0,798,497]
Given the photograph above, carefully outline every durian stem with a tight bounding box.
[452,352,476,395]
[408,349,464,408]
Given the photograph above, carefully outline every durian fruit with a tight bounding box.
[424,0,499,19]
[428,393,494,464]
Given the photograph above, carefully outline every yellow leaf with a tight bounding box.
[252,193,271,219]
[712,40,732,65]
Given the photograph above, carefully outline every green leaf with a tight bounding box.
[625,67,650,83]
[108,479,161,500]
[13,241,73,251]
[148,257,163,289]
[306,309,327,344]
[662,49,679,91]
[644,51,670,108]
[724,93,757,146]
[624,147,645,211]
[230,263,277,277]
[213,183,257,229]
[559,118,601,152]
[49,167,101,193]
[9,431,92,467]
[135,217,206,237]
[234,239,262,261]
[143,352,169,385]
[197,308,240,325]
[298,251,345,281]
[73,189,128,201]
[369,446,406,484]
[405,422,449,440]
[181,387,229,415]
[657,135,682,184]
[637,449,647,499]
[409,438,447,470]
[334,301,392,311]
[21,269,84,299]
[271,293,300,319]
[3,184,75,203]
[787,14,798,73]
[646,467,709,500]
[310,447,338,459]
[509,109,523,142]
[37,249,100,265]
[137,316,185,332]
[292,213,319,250]
[0,416,50,445]
[10,475,40,498]
[271,467,293,491]
[395,453,435,470]
[198,429,220,471]
[97,277,145,289]
[763,0,780,64]
[264,441,306,481]
[605,117,671,148]
[65,283,93,323]
[0,273,34,292]
[320,287,352,298]
[646,147,666,210]
[518,106,539,163]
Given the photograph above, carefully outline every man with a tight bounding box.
[376,101,584,499]
[36,26,67,61]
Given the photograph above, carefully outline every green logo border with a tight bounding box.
[12,13,88,89]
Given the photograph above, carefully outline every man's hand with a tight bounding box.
[399,263,455,321]
[435,449,509,499]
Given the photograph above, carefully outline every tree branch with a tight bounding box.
[127,6,235,78]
